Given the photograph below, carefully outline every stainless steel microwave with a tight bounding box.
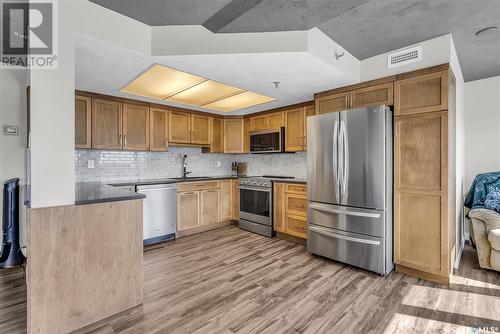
[249,127,285,153]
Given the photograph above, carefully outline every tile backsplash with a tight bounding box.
[75,147,306,183]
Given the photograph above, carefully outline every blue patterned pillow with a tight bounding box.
[484,191,500,213]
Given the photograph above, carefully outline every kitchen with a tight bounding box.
[1,1,500,333]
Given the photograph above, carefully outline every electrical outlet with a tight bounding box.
[217,161,221,167]
[87,160,95,169]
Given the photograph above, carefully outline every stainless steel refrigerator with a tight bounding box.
[307,105,393,275]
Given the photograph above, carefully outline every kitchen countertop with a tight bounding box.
[109,175,237,187]
[75,182,146,205]
[271,178,306,184]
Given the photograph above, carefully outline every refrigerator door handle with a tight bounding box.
[309,203,381,218]
[333,120,340,202]
[309,225,381,246]
[341,121,349,196]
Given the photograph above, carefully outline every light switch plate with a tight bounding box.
[217,161,221,167]
[3,125,19,136]
[87,160,95,169]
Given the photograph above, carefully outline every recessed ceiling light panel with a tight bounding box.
[120,64,206,99]
[166,80,245,106]
[202,91,276,112]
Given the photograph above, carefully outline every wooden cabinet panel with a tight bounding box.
[243,118,251,153]
[169,111,191,144]
[178,181,219,192]
[285,107,304,152]
[286,215,307,239]
[200,189,219,226]
[224,118,244,153]
[218,180,232,222]
[315,92,349,115]
[285,184,307,195]
[232,180,240,220]
[92,99,122,149]
[304,105,315,117]
[350,82,394,108]
[149,107,168,151]
[285,193,307,218]
[267,111,284,129]
[395,192,443,272]
[177,191,200,231]
[211,117,224,153]
[273,183,286,232]
[395,71,448,116]
[75,96,92,149]
[303,104,314,148]
[250,114,268,131]
[395,113,446,191]
[123,103,149,151]
[191,114,211,145]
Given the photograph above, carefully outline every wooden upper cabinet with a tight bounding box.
[285,107,305,152]
[191,114,211,145]
[122,103,149,151]
[224,118,244,153]
[169,111,191,144]
[315,92,349,115]
[250,111,284,131]
[394,70,448,116]
[303,104,315,148]
[92,99,123,149]
[250,114,268,131]
[75,96,91,149]
[149,107,169,152]
[210,117,224,153]
[350,82,394,109]
[243,118,251,153]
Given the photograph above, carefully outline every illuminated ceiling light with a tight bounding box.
[166,80,245,106]
[202,91,276,112]
[120,64,206,99]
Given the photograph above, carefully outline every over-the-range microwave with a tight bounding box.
[249,127,285,153]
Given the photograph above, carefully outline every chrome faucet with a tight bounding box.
[182,155,192,179]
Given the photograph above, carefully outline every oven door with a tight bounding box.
[239,186,272,225]
[249,128,283,153]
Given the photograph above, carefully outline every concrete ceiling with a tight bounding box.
[90,0,500,81]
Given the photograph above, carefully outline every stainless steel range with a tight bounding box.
[238,176,294,237]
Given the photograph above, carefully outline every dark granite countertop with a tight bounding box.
[272,179,306,184]
[108,175,237,187]
[75,182,146,205]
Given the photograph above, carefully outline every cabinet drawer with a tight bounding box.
[286,214,307,239]
[285,184,306,194]
[285,194,307,217]
[177,181,220,192]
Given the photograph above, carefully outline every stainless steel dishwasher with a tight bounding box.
[136,183,177,245]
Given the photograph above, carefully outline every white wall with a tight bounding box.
[29,0,151,208]
[464,76,500,188]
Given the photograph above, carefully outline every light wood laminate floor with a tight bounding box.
[1,226,499,334]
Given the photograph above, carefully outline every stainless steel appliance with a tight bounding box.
[249,127,285,153]
[307,105,393,275]
[137,183,177,245]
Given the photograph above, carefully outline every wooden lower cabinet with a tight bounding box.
[232,180,240,220]
[200,189,219,226]
[177,191,200,232]
[274,183,307,239]
[218,180,232,221]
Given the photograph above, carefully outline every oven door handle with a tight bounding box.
[237,186,271,192]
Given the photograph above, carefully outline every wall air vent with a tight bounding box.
[387,46,422,68]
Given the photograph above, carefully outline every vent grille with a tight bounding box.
[387,46,422,68]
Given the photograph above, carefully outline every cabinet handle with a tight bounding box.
[124,135,127,146]
[119,134,122,145]
[183,192,194,195]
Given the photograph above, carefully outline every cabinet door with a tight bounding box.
[224,119,244,153]
[211,117,224,153]
[273,183,286,232]
[232,180,240,220]
[169,111,191,143]
[394,112,448,275]
[285,107,304,152]
[92,99,123,149]
[350,82,394,109]
[303,104,315,148]
[75,96,91,149]
[267,111,284,129]
[285,193,307,218]
[286,214,307,239]
[315,92,349,115]
[218,180,232,222]
[394,71,448,116]
[200,189,219,226]
[177,191,200,231]
[243,118,251,153]
[149,108,168,151]
[123,103,149,151]
[191,114,211,145]
[250,115,268,131]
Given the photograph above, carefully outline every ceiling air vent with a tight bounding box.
[387,46,422,68]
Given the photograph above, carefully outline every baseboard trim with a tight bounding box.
[176,221,233,238]
[396,264,450,285]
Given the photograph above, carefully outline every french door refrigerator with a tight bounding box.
[307,105,393,275]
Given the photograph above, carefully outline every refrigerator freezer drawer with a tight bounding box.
[308,202,385,238]
[307,224,386,275]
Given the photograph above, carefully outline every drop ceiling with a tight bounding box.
[91,0,500,81]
